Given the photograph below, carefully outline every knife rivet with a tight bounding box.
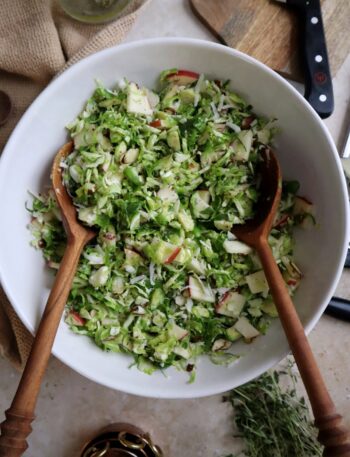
[311,16,319,24]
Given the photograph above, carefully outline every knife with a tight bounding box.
[275,0,334,119]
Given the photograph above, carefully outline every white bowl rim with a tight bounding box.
[0,37,348,398]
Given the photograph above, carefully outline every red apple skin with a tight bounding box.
[274,214,290,229]
[241,115,256,130]
[215,290,238,314]
[164,247,181,264]
[149,119,162,128]
[166,70,199,85]
[216,291,230,309]
[69,311,86,326]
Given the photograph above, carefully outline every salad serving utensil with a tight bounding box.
[0,142,95,457]
[232,148,350,456]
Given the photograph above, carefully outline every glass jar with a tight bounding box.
[59,0,131,24]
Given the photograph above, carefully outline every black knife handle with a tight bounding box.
[301,0,334,118]
[303,1,334,118]
[287,0,334,118]
[326,296,350,321]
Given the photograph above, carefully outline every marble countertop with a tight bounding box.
[1,1,349,455]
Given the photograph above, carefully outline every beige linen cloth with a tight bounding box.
[0,0,149,369]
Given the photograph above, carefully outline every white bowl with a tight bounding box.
[0,38,348,398]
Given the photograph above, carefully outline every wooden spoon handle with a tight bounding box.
[0,236,89,457]
[257,238,350,456]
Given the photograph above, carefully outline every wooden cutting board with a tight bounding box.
[190,0,350,81]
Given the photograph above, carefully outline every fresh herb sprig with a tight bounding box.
[224,361,323,457]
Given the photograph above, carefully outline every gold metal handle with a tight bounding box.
[83,442,110,457]
[118,431,163,457]
[82,430,163,457]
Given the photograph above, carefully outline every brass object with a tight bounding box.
[81,423,163,457]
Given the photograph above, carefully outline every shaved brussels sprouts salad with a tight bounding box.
[29,69,314,380]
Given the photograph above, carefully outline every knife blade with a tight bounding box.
[275,0,334,119]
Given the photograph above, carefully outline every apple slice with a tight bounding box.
[234,316,260,339]
[122,148,139,164]
[168,323,188,341]
[144,240,181,265]
[173,346,191,359]
[124,249,144,268]
[214,220,233,231]
[223,240,252,255]
[173,248,191,265]
[246,270,269,295]
[127,82,153,116]
[144,88,160,108]
[212,339,232,352]
[216,291,246,318]
[189,276,215,303]
[166,69,199,85]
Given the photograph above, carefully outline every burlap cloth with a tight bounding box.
[0,0,150,370]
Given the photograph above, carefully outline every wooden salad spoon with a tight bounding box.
[232,148,350,456]
[0,142,95,457]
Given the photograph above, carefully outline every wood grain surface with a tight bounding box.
[190,0,350,81]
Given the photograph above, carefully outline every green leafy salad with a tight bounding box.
[29,69,314,379]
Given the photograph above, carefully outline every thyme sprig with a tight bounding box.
[224,361,323,457]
